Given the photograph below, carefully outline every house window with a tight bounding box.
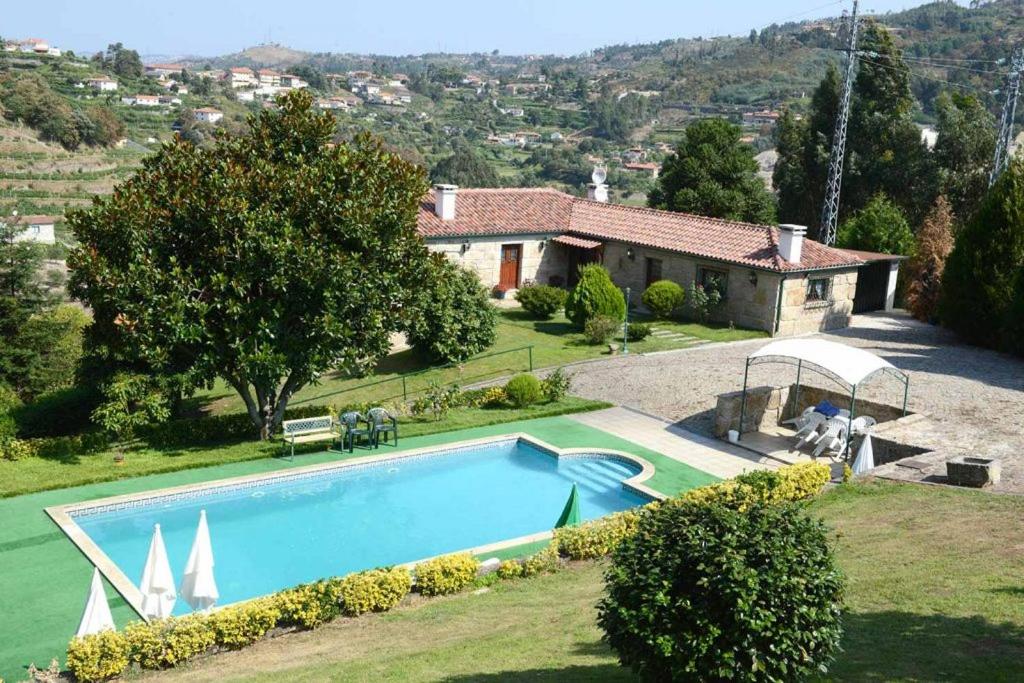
[806,276,832,303]
[697,267,728,300]
[645,257,662,288]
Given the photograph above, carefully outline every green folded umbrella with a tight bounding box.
[555,483,581,528]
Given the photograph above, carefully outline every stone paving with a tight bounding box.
[569,406,778,480]
[567,312,1024,494]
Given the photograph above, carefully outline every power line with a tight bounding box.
[990,47,1024,186]
[858,55,996,95]
[899,55,1003,75]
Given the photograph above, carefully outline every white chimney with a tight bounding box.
[777,224,807,264]
[587,183,609,203]
[434,184,458,220]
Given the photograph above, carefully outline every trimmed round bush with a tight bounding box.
[599,500,844,681]
[515,284,568,319]
[504,373,542,407]
[406,255,497,363]
[625,322,652,342]
[641,280,685,319]
[67,630,131,683]
[564,264,626,328]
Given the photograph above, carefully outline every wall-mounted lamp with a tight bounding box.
[461,241,471,255]
[748,271,758,287]
[626,246,636,261]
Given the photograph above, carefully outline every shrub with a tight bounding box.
[123,615,215,669]
[564,264,626,328]
[625,322,651,342]
[515,284,567,319]
[682,461,830,509]
[274,578,343,628]
[497,559,525,580]
[504,374,542,408]
[942,158,1024,351]
[371,567,413,611]
[539,367,571,402]
[1,437,37,461]
[554,508,643,560]
[405,254,497,363]
[66,630,130,682]
[583,315,619,345]
[687,282,722,322]
[337,567,411,616]
[208,599,280,650]
[641,280,685,318]
[91,372,172,440]
[9,384,98,438]
[415,553,479,596]
[411,382,460,421]
[598,500,844,681]
[521,543,562,576]
[838,192,916,256]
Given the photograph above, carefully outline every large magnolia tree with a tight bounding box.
[68,90,430,439]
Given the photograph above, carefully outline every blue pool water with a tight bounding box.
[73,439,649,614]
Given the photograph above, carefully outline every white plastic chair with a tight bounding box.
[793,412,827,446]
[783,406,816,430]
[812,419,849,457]
[850,415,876,435]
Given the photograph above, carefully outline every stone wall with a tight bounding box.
[426,235,567,290]
[714,382,912,438]
[775,269,858,336]
[602,242,781,332]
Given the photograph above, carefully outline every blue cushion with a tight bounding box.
[815,400,840,418]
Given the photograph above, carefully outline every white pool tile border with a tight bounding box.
[45,433,663,620]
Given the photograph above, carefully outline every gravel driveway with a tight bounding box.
[567,312,1024,492]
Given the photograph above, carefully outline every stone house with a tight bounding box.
[417,184,897,336]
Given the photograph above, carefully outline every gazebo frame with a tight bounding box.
[738,350,909,460]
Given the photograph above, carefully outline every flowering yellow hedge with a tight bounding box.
[682,461,831,509]
[414,553,479,596]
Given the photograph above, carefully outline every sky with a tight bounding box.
[10,0,955,59]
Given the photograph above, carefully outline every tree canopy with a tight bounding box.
[68,90,432,438]
[430,144,500,188]
[648,118,776,224]
[837,193,915,256]
[933,92,996,223]
[774,21,937,237]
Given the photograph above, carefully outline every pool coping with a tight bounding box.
[45,432,663,620]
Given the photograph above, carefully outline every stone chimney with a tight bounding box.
[777,224,807,264]
[433,184,458,220]
[587,182,609,203]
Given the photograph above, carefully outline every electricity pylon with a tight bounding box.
[819,0,860,246]
[990,47,1024,186]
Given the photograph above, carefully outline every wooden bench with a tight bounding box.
[281,415,340,458]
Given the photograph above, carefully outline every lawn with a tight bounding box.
[143,481,1024,682]
[195,307,766,415]
[0,397,610,499]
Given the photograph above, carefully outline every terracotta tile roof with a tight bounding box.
[553,234,602,249]
[416,188,862,273]
[836,247,907,262]
[417,188,575,239]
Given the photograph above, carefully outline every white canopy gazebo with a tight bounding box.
[738,339,909,458]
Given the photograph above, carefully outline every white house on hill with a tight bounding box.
[5,215,57,244]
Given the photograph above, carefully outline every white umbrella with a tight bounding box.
[139,523,176,619]
[179,509,219,611]
[76,568,115,637]
[852,433,875,475]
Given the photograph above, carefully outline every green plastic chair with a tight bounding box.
[339,411,372,452]
[368,407,399,448]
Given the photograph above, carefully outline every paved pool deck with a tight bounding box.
[0,414,725,680]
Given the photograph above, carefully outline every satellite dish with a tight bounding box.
[591,165,607,185]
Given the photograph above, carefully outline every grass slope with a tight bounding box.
[146,481,1024,682]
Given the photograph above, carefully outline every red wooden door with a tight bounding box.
[500,244,521,288]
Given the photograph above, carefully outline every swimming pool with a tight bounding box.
[51,435,657,615]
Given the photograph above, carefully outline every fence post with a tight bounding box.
[402,376,407,401]
[528,346,534,372]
